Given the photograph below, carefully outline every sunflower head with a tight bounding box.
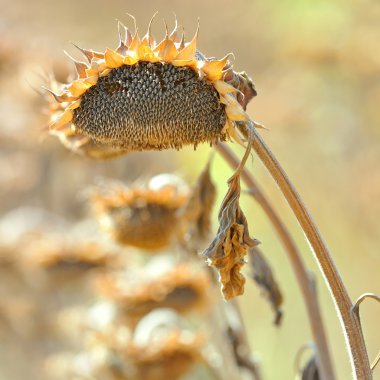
[92,174,189,250]
[47,15,256,157]
[97,262,213,320]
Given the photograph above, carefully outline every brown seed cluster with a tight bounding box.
[73,62,227,151]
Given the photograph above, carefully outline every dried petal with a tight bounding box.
[249,247,283,325]
[63,51,88,78]
[202,54,230,81]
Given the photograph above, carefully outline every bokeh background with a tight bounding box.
[0,0,379,379]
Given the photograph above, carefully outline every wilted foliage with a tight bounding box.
[249,247,283,325]
[179,161,216,250]
[203,175,259,300]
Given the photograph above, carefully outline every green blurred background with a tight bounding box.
[0,0,379,379]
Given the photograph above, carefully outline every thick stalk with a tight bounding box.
[216,143,335,380]
[247,128,372,379]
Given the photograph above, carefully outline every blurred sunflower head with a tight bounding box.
[47,15,256,157]
[97,262,213,320]
[92,174,189,250]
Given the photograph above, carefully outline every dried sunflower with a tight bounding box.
[92,175,189,250]
[47,15,257,157]
[97,263,213,319]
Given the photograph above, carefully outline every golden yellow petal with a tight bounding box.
[123,55,139,65]
[68,76,97,97]
[104,48,124,68]
[171,59,198,68]
[175,26,198,61]
[50,108,73,131]
[84,76,98,86]
[201,55,230,81]
[85,67,99,77]
[153,36,167,53]
[138,45,160,62]
[100,68,112,77]
[68,81,90,98]
[156,39,178,62]
[128,32,141,55]
[213,80,238,95]
[67,99,81,110]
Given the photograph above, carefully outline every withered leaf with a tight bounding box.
[249,247,283,325]
[203,175,258,300]
[180,162,216,250]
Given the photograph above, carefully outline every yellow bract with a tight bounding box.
[104,48,124,68]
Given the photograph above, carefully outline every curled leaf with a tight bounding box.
[203,175,258,300]
[179,161,216,250]
[249,247,283,325]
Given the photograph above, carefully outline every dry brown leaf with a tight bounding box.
[249,247,283,325]
[180,161,216,250]
[203,175,258,300]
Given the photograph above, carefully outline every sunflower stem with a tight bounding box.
[246,127,372,380]
[216,142,335,380]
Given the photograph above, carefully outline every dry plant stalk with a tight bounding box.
[245,127,373,379]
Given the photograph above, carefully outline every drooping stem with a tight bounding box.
[216,142,335,380]
[245,126,372,379]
